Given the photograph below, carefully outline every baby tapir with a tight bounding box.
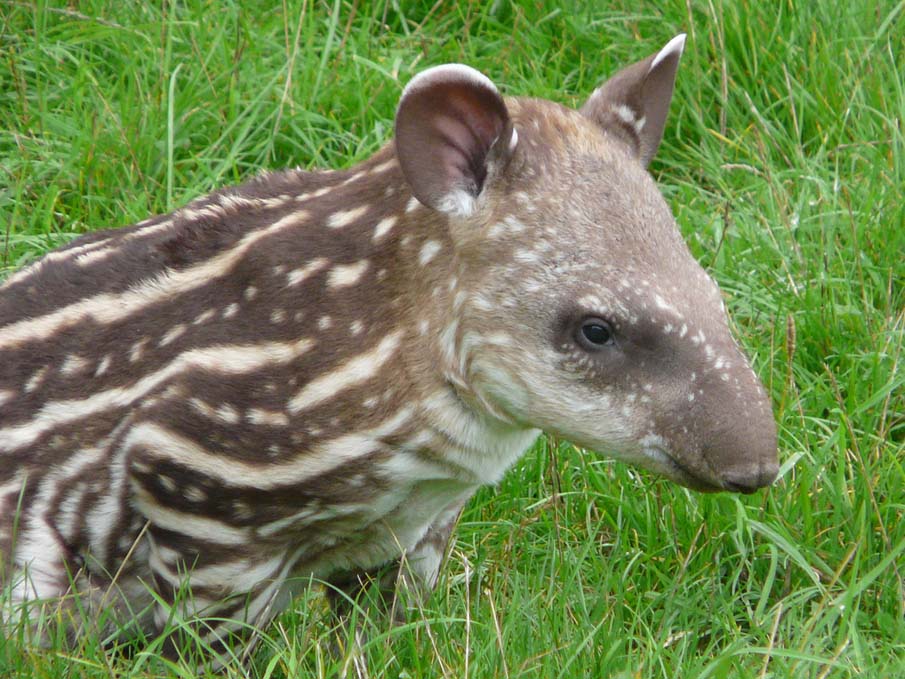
[0,34,777,656]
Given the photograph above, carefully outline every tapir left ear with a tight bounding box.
[580,34,686,167]
[395,64,516,218]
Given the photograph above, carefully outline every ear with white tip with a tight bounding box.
[395,64,516,217]
[580,33,686,167]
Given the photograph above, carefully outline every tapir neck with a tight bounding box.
[385,193,540,485]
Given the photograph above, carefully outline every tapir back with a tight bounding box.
[0,147,407,429]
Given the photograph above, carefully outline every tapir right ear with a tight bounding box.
[395,65,516,218]
[580,34,686,167]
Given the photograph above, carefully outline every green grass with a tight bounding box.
[1,0,903,677]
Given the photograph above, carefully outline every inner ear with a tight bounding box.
[395,65,515,217]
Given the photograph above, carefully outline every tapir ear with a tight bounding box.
[580,34,686,167]
[395,64,516,217]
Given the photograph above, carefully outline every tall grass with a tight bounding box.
[1,1,903,677]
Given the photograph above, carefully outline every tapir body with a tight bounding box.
[0,34,777,654]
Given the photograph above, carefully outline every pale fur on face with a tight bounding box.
[443,100,755,488]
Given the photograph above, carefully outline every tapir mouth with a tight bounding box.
[642,446,723,493]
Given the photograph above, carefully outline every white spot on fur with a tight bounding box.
[244,286,259,301]
[184,485,207,502]
[188,397,239,424]
[193,308,216,325]
[159,324,186,347]
[129,338,149,363]
[216,404,240,424]
[372,216,398,242]
[318,316,332,330]
[223,303,239,319]
[405,197,422,213]
[287,257,329,287]
[247,408,290,427]
[327,260,370,288]
[614,103,647,135]
[327,205,368,229]
[157,475,177,493]
[654,294,679,315]
[60,354,89,376]
[94,354,113,377]
[419,240,442,266]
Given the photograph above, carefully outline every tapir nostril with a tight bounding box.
[721,463,779,494]
[722,477,760,495]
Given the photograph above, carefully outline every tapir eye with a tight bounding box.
[577,317,615,350]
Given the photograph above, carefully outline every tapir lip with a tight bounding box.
[642,445,723,493]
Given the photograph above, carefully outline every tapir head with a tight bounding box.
[394,35,779,493]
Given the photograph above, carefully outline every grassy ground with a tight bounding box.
[1,0,903,677]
